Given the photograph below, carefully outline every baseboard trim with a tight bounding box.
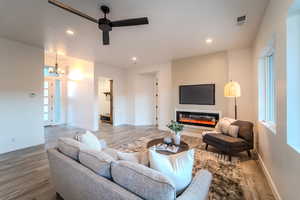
[257,153,282,200]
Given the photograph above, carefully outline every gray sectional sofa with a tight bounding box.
[47,138,212,200]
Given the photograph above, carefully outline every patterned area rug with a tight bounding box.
[115,135,246,200]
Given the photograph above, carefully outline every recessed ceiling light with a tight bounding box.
[66,29,75,35]
[132,57,137,61]
[206,38,213,44]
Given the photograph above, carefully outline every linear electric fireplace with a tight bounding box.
[176,111,220,128]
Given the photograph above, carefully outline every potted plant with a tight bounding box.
[166,120,184,145]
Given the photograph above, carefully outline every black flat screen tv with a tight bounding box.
[179,84,215,105]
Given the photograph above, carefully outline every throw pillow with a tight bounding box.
[149,149,195,194]
[228,125,239,138]
[79,131,102,151]
[117,151,149,166]
[217,117,236,134]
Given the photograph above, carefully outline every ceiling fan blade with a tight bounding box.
[48,0,98,24]
[111,17,149,27]
[103,31,110,45]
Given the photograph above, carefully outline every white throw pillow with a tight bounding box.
[149,149,194,194]
[80,131,102,151]
[228,125,239,138]
[117,151,149,166]
[217,118,236,134]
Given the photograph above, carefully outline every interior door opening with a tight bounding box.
[98,77,113,125]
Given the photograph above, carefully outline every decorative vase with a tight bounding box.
[173,132,181,145]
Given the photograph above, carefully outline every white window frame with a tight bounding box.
[258,51,276,133]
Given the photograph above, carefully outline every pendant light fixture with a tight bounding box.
[48,52,65,76]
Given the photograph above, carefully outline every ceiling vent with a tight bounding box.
[237,15,247,26]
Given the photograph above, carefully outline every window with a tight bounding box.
[258,53,276,131]
[287,5,300,152]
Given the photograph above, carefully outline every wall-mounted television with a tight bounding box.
[179,84,215,105]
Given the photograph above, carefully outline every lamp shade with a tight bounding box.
[224,81,241,97]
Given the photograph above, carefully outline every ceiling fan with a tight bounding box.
[48,0,149,45]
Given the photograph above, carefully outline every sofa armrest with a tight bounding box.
[177,170,212,200]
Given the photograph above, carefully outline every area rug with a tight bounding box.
[115,135,246,200]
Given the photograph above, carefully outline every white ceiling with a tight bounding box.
[0,0,269,68]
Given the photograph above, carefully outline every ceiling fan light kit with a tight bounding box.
[48,0,149,45]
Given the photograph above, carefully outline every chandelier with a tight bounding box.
[48,52,65,76]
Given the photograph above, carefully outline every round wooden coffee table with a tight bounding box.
[147,138,189,155]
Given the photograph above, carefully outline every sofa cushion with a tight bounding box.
[102,148,119,160]
[57,137,84,160]
[117,151,149,166]
[149,149,194,195]
[79,148,116,179]
[203,133,248,148]
[111,161,176,200]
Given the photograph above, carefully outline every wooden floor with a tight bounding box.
[0,123,275,200]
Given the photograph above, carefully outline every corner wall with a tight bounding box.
[0,37,45,154]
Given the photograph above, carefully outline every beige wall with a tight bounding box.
[0,37,45,154]
[172,52,229,116]
[172,50,254,122]
[253,0,300,199]
[227,48,254,121]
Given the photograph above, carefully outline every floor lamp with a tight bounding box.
[224,81,241,120]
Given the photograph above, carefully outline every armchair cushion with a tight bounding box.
[203,133,248,148]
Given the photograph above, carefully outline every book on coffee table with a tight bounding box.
[154,143,179,153]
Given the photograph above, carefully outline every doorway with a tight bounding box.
[43,77,63,126]
[98,77,113,125]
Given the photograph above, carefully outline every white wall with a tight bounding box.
[94,63,129,127]
[133,73,156,126]
[0,37,45,154]
[67,57,96,131]
[127,63,172,130]
[253,0,300,199]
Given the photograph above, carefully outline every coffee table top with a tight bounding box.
[147,138,189,155]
